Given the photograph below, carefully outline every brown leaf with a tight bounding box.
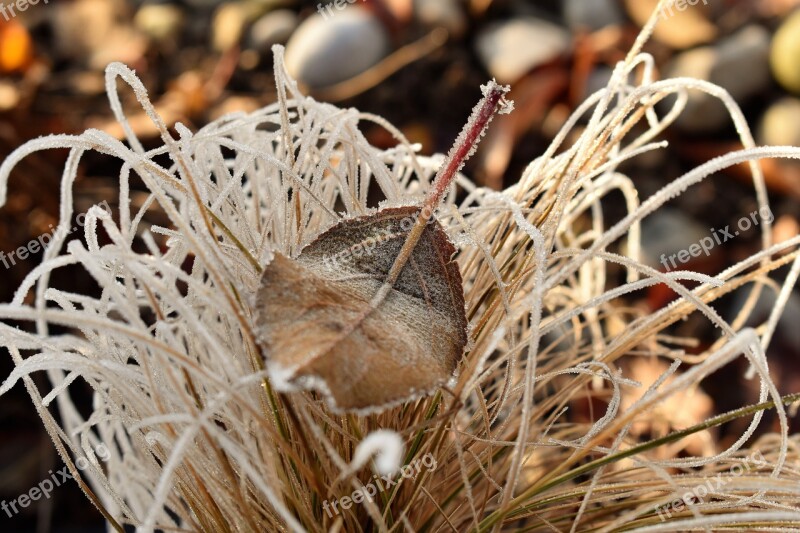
[255,80,511,413]
[255,206,467,413]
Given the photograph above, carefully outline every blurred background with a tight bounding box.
[2,0,800,530]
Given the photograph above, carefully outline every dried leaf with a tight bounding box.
[256,206,467,412]
[255,80,512,413]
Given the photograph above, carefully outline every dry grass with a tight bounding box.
[1,1,800,531]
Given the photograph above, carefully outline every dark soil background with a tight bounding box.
[1,0,799,530]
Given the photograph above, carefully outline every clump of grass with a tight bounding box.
[1,1,800,530]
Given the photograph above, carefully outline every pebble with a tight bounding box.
[564,0,624,31]
[52,0,118,60]
[284,7,390,89]
[134,4,185,43]
[771,9,800,94]
[0,82,20,111]
[248,9,297,52]
[624,0,716,49]
[640,209,709,269]
[475,17,570,84]
[414,0,467,38]
[713,25,772,101]
[53,0,146,69]
[212,2,248,51]
[729,287,800,354]
[758,97,800,147]
[183,0,226,7]
[583,66,614,100]
[667,25,771,133]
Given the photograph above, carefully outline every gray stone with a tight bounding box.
[640,209,709,269]
[284,7,390,89]
[667,25,771,133]
[248,9,297,51]
[53,0,147,69]
[729,287,800,354]
[414,0,467,37]
[712,25,771,101]
[475,17,570,84]
[583,66,614,100]
[564,0,624,31]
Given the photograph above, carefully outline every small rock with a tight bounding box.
[52,0,118,59]
[284,8,390,89]
[67,71,107,95]
[134,4,185,43]
[771,9,800,95]
[564,0,624,31]
[759,97,800,147]
[667,25,771,133]
[239,49,261,70]
[414,0,467,37]
[729,286,800,354]
[583,66,614,100]
[666,47,727,132]
[248,9,297,52]
[758,0,800,17]
[0,82,20,111]
[624,0,716,49]
[213,2,248,51]
[712,25,772,100]
[183,0,226,7]
[475,18,570,84]
[53,0,146,69]
[640,209,709,269]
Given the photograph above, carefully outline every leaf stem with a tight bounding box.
[376,81,512,301]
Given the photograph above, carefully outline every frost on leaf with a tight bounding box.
[255,206,468,413]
